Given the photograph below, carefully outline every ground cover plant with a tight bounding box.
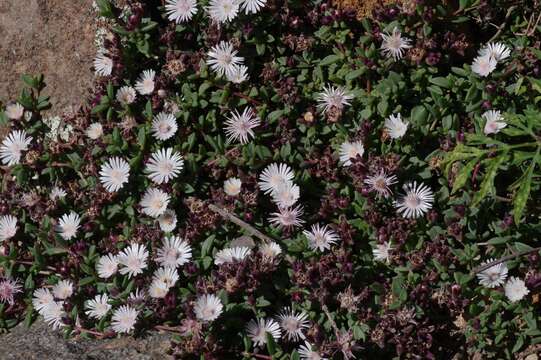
[1,0,541,358]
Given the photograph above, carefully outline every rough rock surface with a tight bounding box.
[0,0,96,112]
[0,320,174,360]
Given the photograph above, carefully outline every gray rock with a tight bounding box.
[0,320,173,360]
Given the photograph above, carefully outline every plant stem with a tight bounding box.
[208,204,274,243]
[243,352,273,360]
[155,324,183,333]
[470,247,541,274]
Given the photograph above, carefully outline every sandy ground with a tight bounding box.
[0,0,96,112]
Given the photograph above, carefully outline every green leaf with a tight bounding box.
[429,77,450,88]
[319,54,341,66]
[266,332,277,355]
[451,158,478,194]
[96,0,114,18]
[472,154,506,206]
[513,152,538,224]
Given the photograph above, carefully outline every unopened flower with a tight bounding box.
[207,41,244,78]
[86,122,103,140]
[259,241,282,260]
[246,318,282,347]
[99,157,130,192]
[240,0,266,14]
[165,0,198,23]
[111,305,139,334]
[276,307,309,341]
[194,294,223,322]
[156,235,192,268]
[339,140,364,166]
[52,280,74,300]
[134,70,156,95]
[483,110,506,135]
[476,259,508,288]
[380,27,411,60]
[0,215,17,242]
[146,148,184,184]
[116,86,137,105]
[472,55,496,77]
[316,85,354,113]
[269,205,304,229]
[364,171,397,198]
[303,224,340,252]
[384,113,408,139]
[140,188,170,218]
[214,246,251,265]
[5,103,24,120]
[0,278,22,305]
[96,254,118,279]
[207,0,239,23]
[93,53,113,76]
[55,212,81,240]
[117,243,149,278]
[50,186,67,200]
[157,209,177,232]
[151,112,178,141]
[224,177,242,196]
[373,241,392,263]
[85,293,111,319]
[224,107,260,144]
[259,163,295,195]
[0,129,32,166]
[395,182,434,218]
[504,276,529,302]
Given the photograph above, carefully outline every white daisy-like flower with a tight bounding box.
[5,103,24,120]
[214,246,251,265]
[99,157,130,192]
[259,163,295,195]
[157,209,177,232]
[151,112,178,141]
[276,307,309,342]
[373,241,392,263]
[395,182,434,219]
[384,113,409,139]
[55,212,81,241]
[116,86,137,105]
[0,129,32,166]
[207,0,239,23]
[259,241,282,260]
[479,42,511,62]
[41,301,66,330]
[271,182,300,209]
[86,122,104,140]
[269,205,305,230]
[380,27,412,60]
[476,259,508,288]
[111,305,139,334]
[165,0,198,23]
[32,288,55,312]
[364,171,398,198]
[50,186,67,201]
[226,64,249,83]
[96,254,118,279]
[140,188,170,218]
[207,41,244,78]
[194,294,224,322]
[316,85,354,113]
[339,140,364,166]
[240,0,266,14]
[472,54,497,77]
[156,235,192,268]
[85,293,112,320]
[298,342,327,360]
[134,70,156,95]
[224,107,260,144]
[52,280,73,300]
[482,110,507,135]
[246,318,282,347]
[303,224,341,252]
[152,266,179,288]
[0,278,22,305]
[145,148,184,184]
[93,53,113,77]
[504,276,529,302]
[0,215,17,242]
[117,243,149,278]
[149,279,170,299]
[224,177,242,196]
